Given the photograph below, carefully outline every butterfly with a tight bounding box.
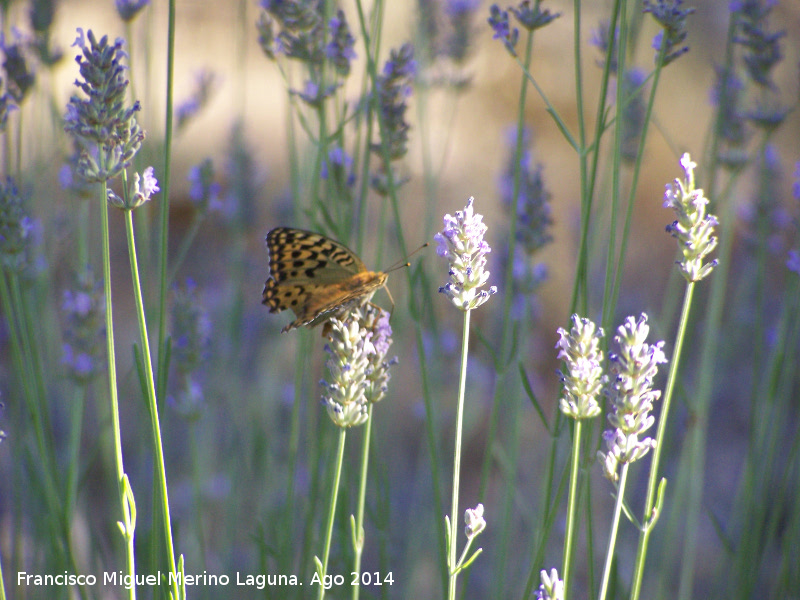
[262,227,389,333]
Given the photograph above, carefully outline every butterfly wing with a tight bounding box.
[262,227,386,332]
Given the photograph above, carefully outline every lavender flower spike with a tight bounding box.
[598,314,667,482]
[320,311,375,428]
[664,153,719,282]
[556,314,604,420]
[435,197,497,311]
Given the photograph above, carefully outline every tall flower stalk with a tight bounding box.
[629,153,718,600]
[556,314,604,598]
[316,307,388,600]
[64,30,184,600]
[435,196,496,600]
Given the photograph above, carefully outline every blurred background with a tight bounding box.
[2,0,800,598]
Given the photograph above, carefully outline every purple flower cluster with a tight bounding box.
[64,29,144,183]
[643,0,695,65]
[61,268,106,384]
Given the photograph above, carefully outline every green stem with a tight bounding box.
[99,186,137,600]
[318,428,347,600]
[351,404,374,600]
[598,464,629,600]
[561,418,584,599]
[124,209,179,599]
[156,0,177,408]
[448,308,472,600]
[629,283,695,600]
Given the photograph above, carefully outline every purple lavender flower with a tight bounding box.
[64,29,144,183]
[175,70,218,132]
[1,30,36,103]
[188,158,223,214]
[598,314,667,482]
[643,0,695,65]
[321,146,356,189]
[498,126,553,254]
[663,154,719,282]
[372,43,416,161]
[326,10,356,77]
[435,197,497,311]
[61,268,105,384]
[115,0,150,22]
[510,0,561,32]
[732,0,785,89]
[487,5,519,56]
[590,20,619,72]
[171,279,212,376]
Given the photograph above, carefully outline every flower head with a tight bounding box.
[536,568,564,600]
[510,1,561,32]
[464,503,486,540]
[663,153,719,282]
[498,127,553,254]
[115,0,150,22]
[556,315,605,420]
[643,0,695,65]
[326,10,356,77]
[64,29,144,183]
[487,5,519,56]
[107,167,159,210]
[435,197,497,311]
[598,314,667,481]
[372,43,416,161]
[320,310,376,428]
[1,30,36,103]
[732,0,785,89]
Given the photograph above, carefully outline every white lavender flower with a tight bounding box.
[107,167,160,210]
[664,153,719,282]
[536,568,564,600]
[556,314,604,420]
[464,503,486,540]
[435,196,497,311]
[598,314,667,482]
[320,312,375,428]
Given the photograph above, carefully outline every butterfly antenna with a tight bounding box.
[384,242,430,273]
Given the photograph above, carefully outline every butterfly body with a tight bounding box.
[263,227,388,332]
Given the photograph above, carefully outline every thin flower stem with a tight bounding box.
[561,418,584,598]
[99,183,137,600]
[319,428,347,600]
[598,463,629,600]
[448,308,471,600]
[124,210,179,600]
[351,404,374,600]
[156,0,177,407]
[629,283,695,600]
